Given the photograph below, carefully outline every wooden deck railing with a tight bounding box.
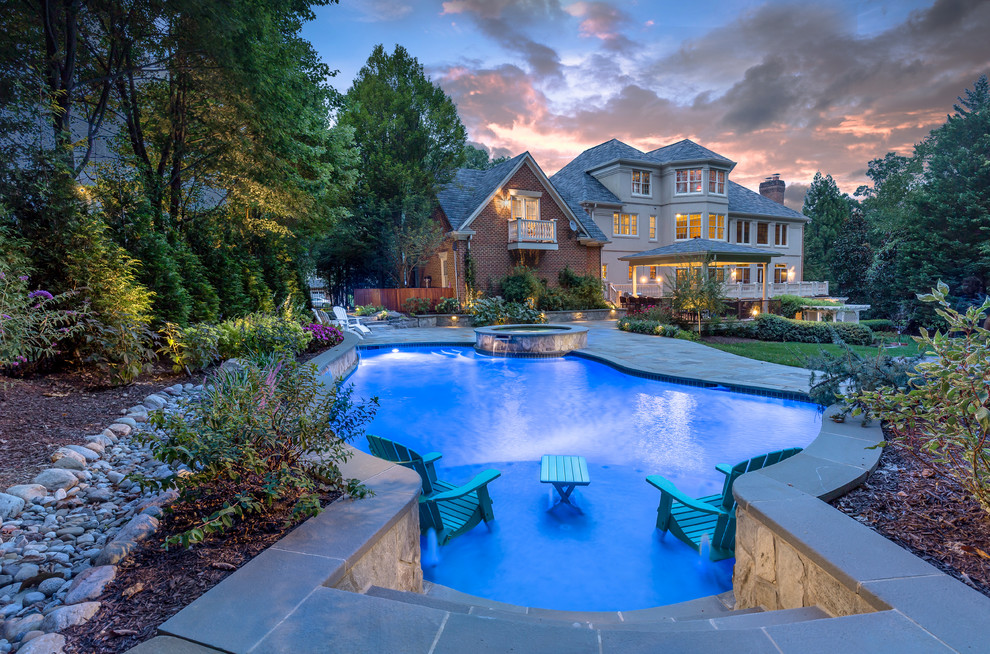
[508,219,556,243]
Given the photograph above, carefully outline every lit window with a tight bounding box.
[735,220,750,243]
[775,223,788,246]
[649,266,657,280]
[511,196,539,221]
[601,264,607,279]
[676,213,702,240]
[675,268,689,283]
[628,264,634,281]
[735,266,751,284]
[708,213,725,240]
[613,212,638,236]
[774,264,788,284]
[756,222,769,245]
[708,169,725,194]
[632,170,651,196]
[675,168,703,194]
[649,215,656,240]
[757,266,764,284]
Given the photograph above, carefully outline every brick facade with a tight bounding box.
[422,162,602,301]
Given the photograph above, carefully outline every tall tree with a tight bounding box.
[463,144,510,170]
[829,208,872,303]
[802,172,850,285]
[337,44,467,288]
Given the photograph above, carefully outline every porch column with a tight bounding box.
[632,267,638,297]
[761,262,768,312]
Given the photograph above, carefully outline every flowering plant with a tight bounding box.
[303,322,344,350]
[0,271,86,372]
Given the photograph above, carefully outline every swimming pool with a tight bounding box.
[343,347,821,611]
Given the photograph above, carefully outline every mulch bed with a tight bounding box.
[832,437,990,597]
[61,491,342,654]
[0,364,188,491]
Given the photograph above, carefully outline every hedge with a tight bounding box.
[755,314,873,346]
[617,317,698,341]
[860,319,896,332]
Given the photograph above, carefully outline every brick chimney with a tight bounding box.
[759,174,785,204]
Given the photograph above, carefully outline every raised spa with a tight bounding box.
[475,323,588,356]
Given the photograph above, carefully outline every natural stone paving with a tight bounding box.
[0,383,199,653]
[362,320,813,394]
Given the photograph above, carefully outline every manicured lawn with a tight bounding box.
[701,339,924,369]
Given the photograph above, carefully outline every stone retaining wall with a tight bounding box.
[382,308,626,329]
[310,332,361,379]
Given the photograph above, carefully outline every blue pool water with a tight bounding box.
[343,347,821,611]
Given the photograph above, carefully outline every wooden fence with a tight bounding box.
[354,287,454,312]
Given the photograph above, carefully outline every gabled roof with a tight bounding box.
[727,181,807,221]
[435,153,608,243]
[619,239,782,264]
[645,139,734,165]
[436,154,528,231]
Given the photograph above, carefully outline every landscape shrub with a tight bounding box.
[627,304,676,323]
[755,314,873,346]
[143,355,379,547]
[850,283,990,516]
[705,317,760,339]
[354,304,386,316]
[499,265,542,303]
[470,297,546,326]
[303,323,344,350]
[557,266,608,309]
[434,296,462,314]
[860,319,896,333]
[807,340,917,410]
[160,322,222,375]
[775,294,838,318]
[402,297,434,315]
[617,317,697,341]
[0,270,86,373]
[536,286,567,311]
[216,310,311,359]
[80,313,159,385]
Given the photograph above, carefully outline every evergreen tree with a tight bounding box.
[463,144,510,170]
[829,208,872,303]
[802,172,850,285]
[337,44,467,288]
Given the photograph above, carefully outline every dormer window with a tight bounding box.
[631,170,651,197]
[709,169,726,195]
[675,168,703,194]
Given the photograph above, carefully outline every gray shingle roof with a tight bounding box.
[727,181,807,220]
[620,239,782,263]
[436,154,528,231]
[645,139,734,165]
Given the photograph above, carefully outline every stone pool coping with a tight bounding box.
[132,335,989,652]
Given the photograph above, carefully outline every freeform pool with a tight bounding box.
[343,347,821,611]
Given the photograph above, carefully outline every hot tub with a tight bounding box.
[474,323,589,356]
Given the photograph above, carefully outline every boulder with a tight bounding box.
[32,470,78,492]
[39,602,100,632]
[16,633,66,654]
[0,493,25,520]
[79,440,105,455]
[85,434,114,449]
[63,566,116,605]
[4,485,47,504]
[94,514,159,566]
[50,449,86,468]
[142,394,167,410]
[63,445,100,462]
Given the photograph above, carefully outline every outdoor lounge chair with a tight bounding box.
[646,447,802,560]
[367,434,501,545]
[332,306,372,339]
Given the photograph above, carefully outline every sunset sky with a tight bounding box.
[302,0,990,209]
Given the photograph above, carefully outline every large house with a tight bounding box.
[426,153,607,302]
[550,139,827,303]
[424,139,827,306]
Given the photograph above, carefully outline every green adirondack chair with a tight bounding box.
[367,435,501,545]
[646,447,802,561]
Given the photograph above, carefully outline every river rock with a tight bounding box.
[113,417,137,429]
[16,632,65,654]
[13,564,39,582]
[94,514,158,566]
[32,470,77,492]
[4,486,46,505]
[62,445,100,463]
[39,602,100,632]
[63,566,115,605]
[49,450,85,470]
[85,488,113,503]
[142,394,167,410]
[37,578,64,597]
[0,494,24,520]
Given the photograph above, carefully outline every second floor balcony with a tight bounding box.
[508,218,558,251]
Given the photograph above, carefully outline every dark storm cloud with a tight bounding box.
[442,0,568,77]
[435,0,990,191]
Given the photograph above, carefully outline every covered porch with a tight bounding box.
[616,239,784,310]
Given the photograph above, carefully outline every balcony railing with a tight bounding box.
[508,219,556,244]
[606,280,829,304]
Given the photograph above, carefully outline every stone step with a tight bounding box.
[603,606,830,632]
